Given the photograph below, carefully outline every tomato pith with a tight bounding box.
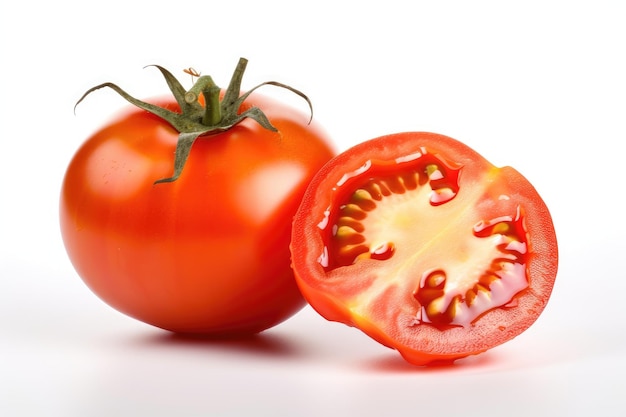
[61,94,335,335]
[290,132,558,365]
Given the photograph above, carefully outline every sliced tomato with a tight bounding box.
[290,132,558,365]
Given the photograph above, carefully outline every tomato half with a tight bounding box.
[290,132,558,365]
[60,93,335,335]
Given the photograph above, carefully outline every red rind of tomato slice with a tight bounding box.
[290,132,558,365]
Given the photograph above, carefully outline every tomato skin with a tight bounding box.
[290,132,558,365]
[60,94,335,335]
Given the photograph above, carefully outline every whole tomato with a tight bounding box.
[290,132,558,365]
[60,58,335,335]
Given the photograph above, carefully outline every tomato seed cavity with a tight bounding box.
[317,150,531,329]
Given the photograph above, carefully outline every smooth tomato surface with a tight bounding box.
[60,94,335,335]
[290,132,558,365]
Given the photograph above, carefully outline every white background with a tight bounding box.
[2,1,625,416]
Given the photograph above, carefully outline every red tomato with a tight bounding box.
[60,90,335,335]
[290,132,558,365]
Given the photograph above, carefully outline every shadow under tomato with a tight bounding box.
[137,329,307,359]
[360,350,501,374]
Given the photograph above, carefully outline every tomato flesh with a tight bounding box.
[291,132,558,365]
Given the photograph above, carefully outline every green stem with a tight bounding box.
[203,86,222,126]
[184,75,223,126]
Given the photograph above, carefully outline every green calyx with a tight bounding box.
[75,57,313,184]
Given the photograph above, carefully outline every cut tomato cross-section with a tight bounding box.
[290,132,558,365]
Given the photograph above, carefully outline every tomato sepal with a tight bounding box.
[75,58,313,183]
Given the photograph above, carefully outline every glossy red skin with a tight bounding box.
[290,132,558,365]
[60,94,335,335]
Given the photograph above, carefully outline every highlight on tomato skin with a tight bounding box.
[290,131,558,366]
